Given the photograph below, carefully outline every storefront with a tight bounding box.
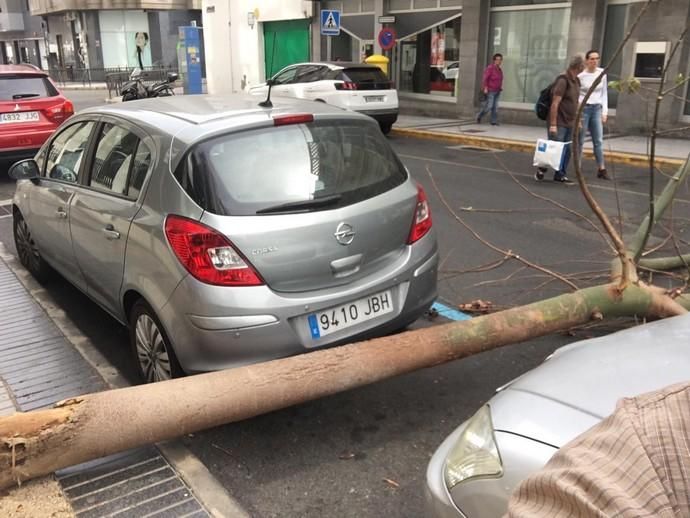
[397,15,461,97]
[487,1,570,105]
[99,11,152,69]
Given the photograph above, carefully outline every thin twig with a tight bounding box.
[426,166,578,290]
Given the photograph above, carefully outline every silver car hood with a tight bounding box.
[490,313,690,447]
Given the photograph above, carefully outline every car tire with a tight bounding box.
[13,211,53,283]
[129,299,184,383]
[379,123,393,135]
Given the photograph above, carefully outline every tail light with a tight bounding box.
[44,100,74,124]
[407,184,433,244]
[164,215,264,286]
[273,113,314,126]
[335,81,358,90]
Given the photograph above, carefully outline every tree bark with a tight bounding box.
[0,282,683,490]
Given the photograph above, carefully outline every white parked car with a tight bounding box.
[249,62,398,134]
[442,61,459,81]
[425,313,690,517]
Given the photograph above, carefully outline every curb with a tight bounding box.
[391,127,686,169]
[0,244,249,518]
[59,85,108,90]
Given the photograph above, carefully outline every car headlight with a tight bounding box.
[443,405,503,489]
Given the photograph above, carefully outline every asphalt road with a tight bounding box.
[0,93,687,517]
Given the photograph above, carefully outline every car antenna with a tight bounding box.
[259,33,277,108]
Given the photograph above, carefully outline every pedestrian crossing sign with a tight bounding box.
[321,9,340,36]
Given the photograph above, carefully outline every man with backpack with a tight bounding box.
[535,55,586,183]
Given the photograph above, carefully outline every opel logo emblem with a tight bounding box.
[334,222,355,245]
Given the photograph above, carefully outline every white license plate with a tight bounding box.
[365,95,384,103]
[0,111,39,123]
[308,290,393,339]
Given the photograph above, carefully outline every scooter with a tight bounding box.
[121,69,179,101]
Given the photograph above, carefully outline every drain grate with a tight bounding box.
[0,258,210,517]
[58,447,207,518]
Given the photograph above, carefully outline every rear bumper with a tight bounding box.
[357,108,399,126]
[160,233,438,373]
[0,148,39,163]
[0,126,54,159]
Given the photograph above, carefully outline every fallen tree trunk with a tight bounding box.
[0,282,685,489]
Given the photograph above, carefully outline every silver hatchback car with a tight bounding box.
[10,95,437,382]
[425,314,690,518]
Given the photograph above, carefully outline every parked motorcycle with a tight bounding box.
[121,69,179,101]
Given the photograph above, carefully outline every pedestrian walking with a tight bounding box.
[535,55,586,183]
[476,53,503,126]
[578,50,610,180]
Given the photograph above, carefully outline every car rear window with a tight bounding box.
[176,119,407,216]
[339,67,389,83]
[333,67,393,90]
[0,74,58,101]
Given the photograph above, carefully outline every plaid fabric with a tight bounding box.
[506,382,690,518]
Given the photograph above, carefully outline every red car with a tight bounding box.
[0,64,74,161]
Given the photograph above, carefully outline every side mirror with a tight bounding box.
[8,159,39,181]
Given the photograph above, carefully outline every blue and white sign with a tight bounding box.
[320,9,340,36]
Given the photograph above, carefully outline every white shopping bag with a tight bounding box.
[532,139,569,171]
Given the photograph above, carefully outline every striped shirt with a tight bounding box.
[506,382,690,518]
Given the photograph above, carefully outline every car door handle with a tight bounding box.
[55,208,67,219]
[102,224,121,240]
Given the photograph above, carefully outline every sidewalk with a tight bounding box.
[0,244,247,517]
[392,114,689,168]
[56,80,688,167]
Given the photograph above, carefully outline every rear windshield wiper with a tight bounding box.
[12,93,41,99]
[256,194,342,214]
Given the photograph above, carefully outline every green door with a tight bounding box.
[263,19,310,79]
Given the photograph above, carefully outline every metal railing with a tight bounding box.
[48,66,178,98]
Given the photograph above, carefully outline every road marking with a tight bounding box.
[0,198,12,207]
[397,153,690,205]
[0,214,10,219]
[432,301,472,321]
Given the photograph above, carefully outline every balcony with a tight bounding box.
[29,0,197,15]
[0,13,25,32]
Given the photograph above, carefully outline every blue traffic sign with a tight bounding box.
[321,9,340,36]
[378,27,397,51]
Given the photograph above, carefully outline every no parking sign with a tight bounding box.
[378,27,397,51]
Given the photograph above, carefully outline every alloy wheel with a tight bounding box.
[134,313,173,382]
[15,217,42,273]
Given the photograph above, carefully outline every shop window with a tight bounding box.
[489,6,570,104]
[398,17,461,97]
[601,3,627,109]
[633,41,666,79]
[99,10,151,68]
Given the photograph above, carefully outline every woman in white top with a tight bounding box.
[578,50,609,180]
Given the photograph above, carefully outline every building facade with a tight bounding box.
[27,0,201,76]
[202,0,690,135]
[202,1,318,95]
[319,0,690,134]
[0,0,47,67]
